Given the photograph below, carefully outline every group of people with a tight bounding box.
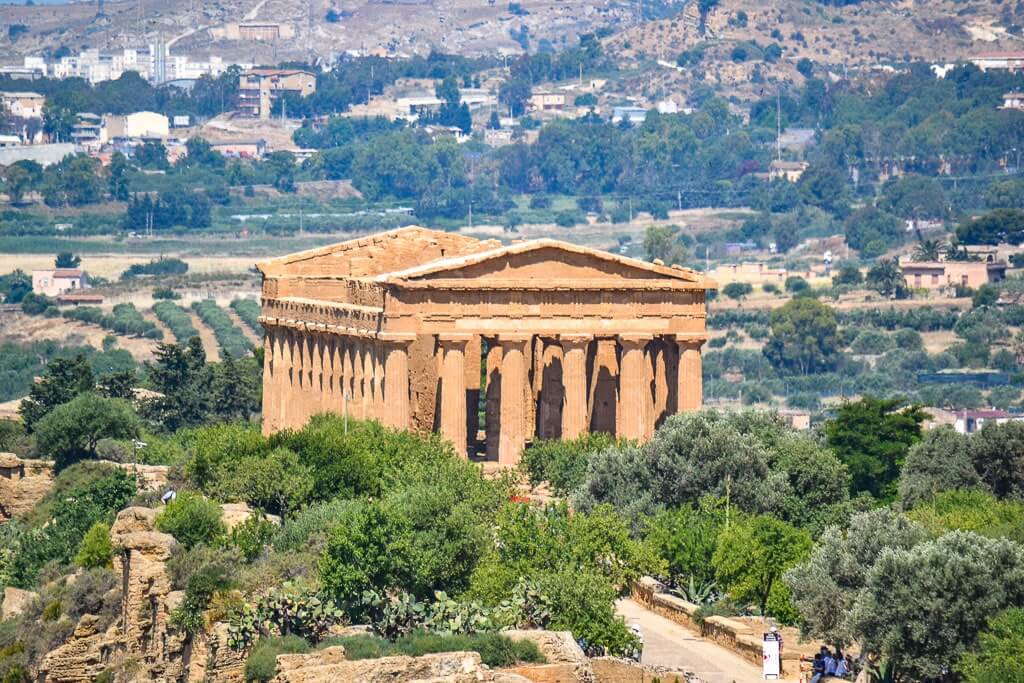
[809,646,854,682]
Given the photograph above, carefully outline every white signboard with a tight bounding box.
[762,632,781,679]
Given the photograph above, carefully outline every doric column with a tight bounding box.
[499,334,531,465]
[361,339,374,420]
[616,335,651,440]
[382,334,415,431]
[560,334,592,440]
[439,334,471,457]
[353,338,365,418]
[341,336,354,409]
[281,328,295,429]
[677,337,705,413]
[261,327,277,435]
[372,339,385,421]
[312,331,324,417]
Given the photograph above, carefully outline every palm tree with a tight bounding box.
[912,239,943,262]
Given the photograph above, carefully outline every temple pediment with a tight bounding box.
[383,239,712,289]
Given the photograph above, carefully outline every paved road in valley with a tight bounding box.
[616,599,777,683]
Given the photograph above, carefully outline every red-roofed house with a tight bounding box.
[972,52,1024,72]
[954,409,1022,434]
[32,268,89,297]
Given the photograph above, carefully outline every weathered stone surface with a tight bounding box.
[0,455,169,523]
[590,657,691,683]
[185,621,247,683]
[109,506,187,681]
[220,502,282,531]
[271,647,494,682]
[1,586,38,619]
[492,674,535,683]
[257,227,713,463]
[36,615,117,683]
[501,630,593,683]
[0,452,54,521]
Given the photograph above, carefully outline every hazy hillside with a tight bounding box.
[605,0,1024,100]
[0,0,636,63]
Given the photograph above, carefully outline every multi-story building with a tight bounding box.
[104,111,170,139]
[0,92,44,119]
[237,69,316,119]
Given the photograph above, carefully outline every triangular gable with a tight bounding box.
[256,226,496,279]
[381,239,711,288]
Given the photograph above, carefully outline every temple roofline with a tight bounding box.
[377,237,715,288]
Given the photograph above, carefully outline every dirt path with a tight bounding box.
[143,311,174,345]
[616,599,777,683]
[225,307,262,346]
[186,311,220,361]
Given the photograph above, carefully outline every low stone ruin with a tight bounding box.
[0,453,170,523]
[0,453,54,521]
[272,646,493,682]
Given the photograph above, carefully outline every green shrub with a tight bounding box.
[156,491,226,549]
[41,601,61,621]
[328,631,544,667]
[272,498,360,553]
[34,393,141,470]
[245,635,310,683]
[520,433,619,496]
[230,514,276,562]
[152,301,199,343]
[63,567,120,629]
[74,521,113,569]
[230,299,263,336]
[171,556,237,633]
[191,300,252,359]
[153,287,181,300]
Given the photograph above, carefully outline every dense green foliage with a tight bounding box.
[152,301,200,343]
[230,299,264,336]
[959,608,1024,683]
[34,393,141,470]
[191,300,253,359]
[520,432,620,496]
[0,463,135,588]
[62,303,161,339]
[825,397,926,499]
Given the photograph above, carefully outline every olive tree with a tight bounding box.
[784,508,928,646]
[851,532,1024,680]
[898,426,981,509]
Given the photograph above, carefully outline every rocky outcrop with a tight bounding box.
[109,506,188,681]
[0,452,53,521]
[36,614,118,683]
[1,586,38,619]
[501,630,594,683]
[272,646,494,682]
[0,455,169,523]
[184,621,247,683]
[220,502,281,531]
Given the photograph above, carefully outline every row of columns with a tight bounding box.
[436,332,704,464]
[263,326,414,434]
[265,326,704,466]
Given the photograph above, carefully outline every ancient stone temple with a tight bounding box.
[257,227,713,464]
